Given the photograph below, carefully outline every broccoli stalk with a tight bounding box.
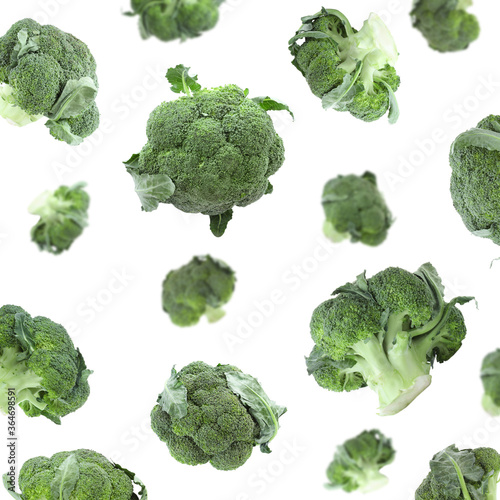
[481,349,500,416]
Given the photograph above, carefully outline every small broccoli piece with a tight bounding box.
[0,305,92,424]
[28,182,89,255]
[480,349,500,416]
[123,64,292,236]
[3,449,147,499]
[151,362,286,470]
[289,8,400,123]
[306,263,474,415]
[411,0,480,52]
[161,255,236,327]
[125,0,224,42]
[322,171,393,246]
[325,429,395,493]
[415,445,500,500]
[450,115,500,246]
[0,19,100,145]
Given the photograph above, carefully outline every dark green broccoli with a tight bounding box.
[124,64,292,237]
[3,449,147,499]
[480,349,500,416]
[322,171,393,246]
[415,445,500,499]
[125,0,224,42]
[306,264,474,415]
[326,429,395,493]
[411,0,480,52]
[28,182,89,255]
[289,8,400,123]
[0,305,92,424]
[0,19,100,145]
[450,115,500,246]
[151,362,286,470]
[162,255,236,326]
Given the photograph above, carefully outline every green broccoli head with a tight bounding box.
[411,0,480,52]
[326,429,395,493]
[161,255,236,327]
[28,182,90,255]
[124,65,292,236]
[415,445,500,500]
[126,0,223,42]
[0,305,92,424]
[4,449,147,499]
[450,115,500,246]
[151,362,286,470]
[322,171,393,246]
[480,349,500,416]
[289,8,400,123]
[306,263,474,415]
[0,19,100,145]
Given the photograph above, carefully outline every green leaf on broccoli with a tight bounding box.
[158,367,188,419]
[51,454,80,500]
[166,64,202,95]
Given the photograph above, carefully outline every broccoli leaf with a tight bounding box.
[158,367,188,419]
[209,209,233,237]
[45,119,84,146]
[12,29,40,63]
[251,96,294,119]
[166,65,202,95]
[48,77,98,121]
[322,63,363,111]
[13,312,35,354]
[305,346,354,375]
[333,272,375,303]
[225,371,287,454]
[379,80,400,125]
[2,474,22,499]
[451,128,500,156]
[112,463,148,500]
[50,454,80,500]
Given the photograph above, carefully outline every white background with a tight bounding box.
[1,0,500,498]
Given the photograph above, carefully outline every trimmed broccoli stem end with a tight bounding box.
[28,191,72,221]
[0,347,45,414]
[204,305,226,323]
[486,472,498,500]
[354,467,389,493]
[323,220,349,243]
[0,84,43,127]
[482,394,500,417]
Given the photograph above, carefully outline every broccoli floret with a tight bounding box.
[3,449,147,499]
[151,362,286,470]
[322,171,393,246]
[123,65,292,236]
[480,349,500,416]
[289,8,400,123]
[450,115,500,246]
[306,263,473,415]
[28,182,90,255]
[161,255,236,326]
[0,305,92,424]
[415,445,500,499]
[125,0,224,42]
[0,19,100,145]
[411,0,480,52]
[325,429,395,492]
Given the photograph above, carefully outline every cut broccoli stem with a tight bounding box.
[482,394,500,417]
[205,305,226,323]
[322,220,349,243]
[351,467,389,493]
[0,84,43,127]
[28,190,72,223]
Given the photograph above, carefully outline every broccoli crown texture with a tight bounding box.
[124,65,292,237]
[480,349,500,416]
[289,8,400,123]
[0,305,92,424]
[125,0,224,42]
[162,255,236,326]
[3,449,147,499]
[415,445,500,500]
[150,362,286,470]
[322,171,393,246]
[0,19,100,145]
[326,429,395,493]
[28,182,90,255]
[450,115,500,246]
[411,0,480,52]
[306,263,473,415]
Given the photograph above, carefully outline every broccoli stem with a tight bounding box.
[204,305,226,323]
[0,84,43,127]
[353,467,389,493]
[482,394,500,417]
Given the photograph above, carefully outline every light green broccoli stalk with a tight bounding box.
[29,182,90,255]
[124,0,225,42]
[0,19,100,145]
[3,449,147,499]
[162,255,236,327]
[123,64,292,237]
[411,0,480,52]
[0,305,92,424]
[289,8,400,123]
[415,445,500,500]
[151,362,287,470]
[480,349,500,416]
[306,264,474,415]
[325,429,395,493]
[322,171,393,246]
[450,115,500,246]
